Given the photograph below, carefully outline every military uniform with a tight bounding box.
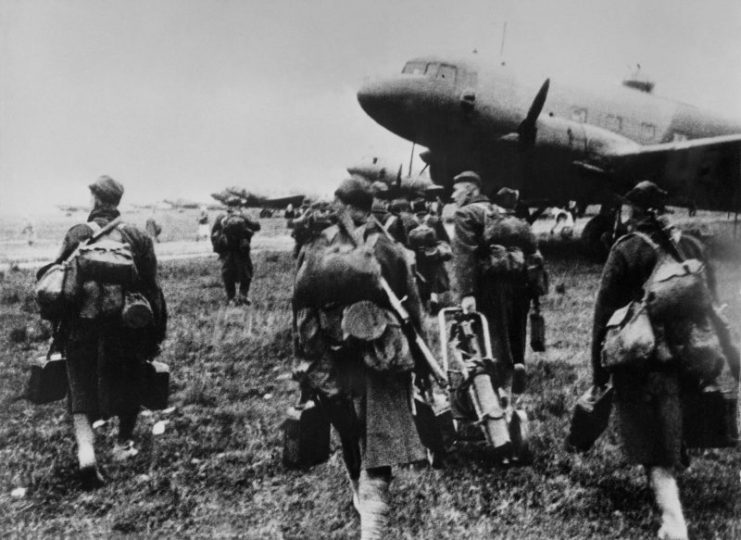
[294,219,426,473]
[293,177,427,538]
[47,205,167,420]
[453,194,534,368]
[591,219,717,467]
[211,207,261,303]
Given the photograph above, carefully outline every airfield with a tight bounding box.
[0,208,739,538]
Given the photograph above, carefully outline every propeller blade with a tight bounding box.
[524,78,550,127]
[518,78,550,146]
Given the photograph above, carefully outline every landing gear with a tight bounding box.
[581,214,613,261]
[581,204,624,261]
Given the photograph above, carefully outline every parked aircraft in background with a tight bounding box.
[211,187,305,211]
[56,204,87,214]
[357,54,741,248]
[347,156,444,201]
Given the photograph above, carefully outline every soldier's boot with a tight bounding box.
[349,476,360,512]
[73,413,105,489]
[358,468,391,540]
[649,466,688,540]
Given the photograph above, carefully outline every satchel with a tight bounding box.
[35,264,71,320]
[601,301,655,369]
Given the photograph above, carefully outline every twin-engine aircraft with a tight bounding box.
[357,54,741,243]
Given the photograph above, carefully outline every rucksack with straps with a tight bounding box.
[480,207,537,278]
[601,231,724,383]
[293,228,383,309]
[35,219,140,321]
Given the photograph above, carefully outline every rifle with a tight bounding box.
[335,210,448,387]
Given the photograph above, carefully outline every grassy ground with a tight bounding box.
[0,248,740,538]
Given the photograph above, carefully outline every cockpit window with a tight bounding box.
[437,64,457,82]
[402,61,427,75]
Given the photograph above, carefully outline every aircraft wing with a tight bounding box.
[600,133,741,211]
[262,194,305,209]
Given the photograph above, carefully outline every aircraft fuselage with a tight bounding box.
[358,55,741,208]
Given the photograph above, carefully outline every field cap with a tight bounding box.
[89,175,124,205]
[335,177,373,211]
[624,180,668,212]
[452,170,482,188]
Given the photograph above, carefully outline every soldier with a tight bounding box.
[196,207,210,241]
[38,175,167,489]
[452,173,543,393]
[293,177,426,540]
[211,197,261,306]
[407,223,452,314]
[145,210,162,243]
[588,180,736,540]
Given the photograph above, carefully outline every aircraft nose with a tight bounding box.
[357,80,387,118]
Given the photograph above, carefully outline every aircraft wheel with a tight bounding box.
[581,214,612,261]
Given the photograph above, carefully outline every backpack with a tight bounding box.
[35,219,131,320]
[223,213,251,240]
[601,231,726,386]
[293,228,383,309]
[480,208,536,278]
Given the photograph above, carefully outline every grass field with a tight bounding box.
[1,243,740,538]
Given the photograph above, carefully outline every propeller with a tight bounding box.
[517,78,550,147]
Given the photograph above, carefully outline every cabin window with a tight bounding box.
[641,122,656,140]
[425,62,440,76]
[672,132,688,142]
[437,64,457,82]
[571,108,588,123]
[606,114,623,132]
[402,61,427,75]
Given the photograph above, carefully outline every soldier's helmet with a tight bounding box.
[624,180,668,212]
[493,187,520,210]
[452,170,482,188]
[89,175,124,205]
[225,195,242,207]
[334,177,374,212]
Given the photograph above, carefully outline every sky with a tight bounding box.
[1,0,741,214]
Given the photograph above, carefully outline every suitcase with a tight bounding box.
[565,384,614,452]
[142,361,170,410]
[530,311,546,352]
[413,396,456,465]
[26,352,68,404]
[282,397,330,469]
[683,370,739,449]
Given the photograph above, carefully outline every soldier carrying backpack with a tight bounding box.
[35,175,167,489]
[451,173,547,396]
[211,196,261,305]
[583,180,739,540]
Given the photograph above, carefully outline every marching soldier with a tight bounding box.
[38,175,167,488]
[292,177,426,540]
[451,173,543,393]
[211,197,261,305]
[588,180,739,540]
